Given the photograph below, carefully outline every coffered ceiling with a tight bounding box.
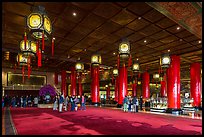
[2,2,202,76]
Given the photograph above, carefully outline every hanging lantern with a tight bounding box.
[91,54,101,66]
[132,61,140,73]
[16,53,28,66]
[153,73,160,79]
[160,53,171,68]
[20,40,36,57]
[119,39,130,59]
[75,62,84,72]
[27,6,52,40]
[112,68,118,77]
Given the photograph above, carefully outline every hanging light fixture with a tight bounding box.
[75,62,84,72]
[27,6,52,40]
[132,61,140,73]
[16,53,28,66]
[153,73,160,79]
[112,68,119,77]
[118,39,131,67]
[91,54,101,66]
[160,53,171,68]
[20,39,37,57]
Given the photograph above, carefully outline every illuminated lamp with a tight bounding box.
[112,68,118,77]
[153,74,160,79]
[132,61,139,73]
[91,54,101,66]
[160,53,171,68]
[16,53,28,66]
[75,62,84,72]
[27,6,52,40]
[20,40,36,57]
[119,39,130,59]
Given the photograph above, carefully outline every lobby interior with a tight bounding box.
[2,2,202,135]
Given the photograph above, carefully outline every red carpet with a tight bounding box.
[9,106,202,135]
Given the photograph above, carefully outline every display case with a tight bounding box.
[150,97,167,112]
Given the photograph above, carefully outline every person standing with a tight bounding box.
[140,96,143,111]
[2,97,4,108]
[132,96,137,113]
[80,95,86,110]
[53,95,58,110]
[64,95,69,111]
[136,97,139,112]
[59,94,64,112]
[33,96,38,107]
[123,96,128,112]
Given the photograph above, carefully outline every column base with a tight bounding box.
[166,108,183,115]
[92,102,100,107]
[194,106,202,111]
[117,104,123,108]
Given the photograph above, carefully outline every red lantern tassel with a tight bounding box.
[138,73,141,79]
[128,54,132,68]
[27,56,31,79]
[36,41,39,57]
[52,38,54,56]
[117,55,120,69]
[24,32,27,50]
[38,50,42,67]
[22,66,25,83]
[42,31,45,52]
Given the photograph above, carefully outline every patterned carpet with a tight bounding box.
[5,106,202,135]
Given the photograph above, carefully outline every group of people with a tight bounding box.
[2,95,39,108]
[53,93,87,113]
[123,96,143,113]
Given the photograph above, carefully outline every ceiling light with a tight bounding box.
[84,49,87,51]
[113,52,116,55]
[137,58,139,61]
[168,49,170,52]
[53,37,55,40]
[144,40,147,43]
[78,57,80,60]
[176,26,180,30]
[179,39,183,41]
[72,12,77,16]
[198,40,202,44]
[67,55,70,58]
[138,17,142,20]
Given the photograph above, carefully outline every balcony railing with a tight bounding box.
[3,85,44,90]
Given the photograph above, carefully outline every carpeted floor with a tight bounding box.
[8,106,202,135]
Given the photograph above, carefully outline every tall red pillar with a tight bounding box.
[71,67,77,96]
[106,86,110,100]
[190,63,201,108]
[167,55,181,110]
[91,66,100,104]
[61,70,67,97]
[114,76,119,102]
[54,72,58,85]
[78,73,83,96]
[132,82,137,97]
[118,65,127,105]
[160,74,167,97]
[142,71,150,99]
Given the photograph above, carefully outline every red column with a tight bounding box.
[114,76,119,102]
[106,86,110,99]
[142,71,150,99]
[91,66,100,104]
[78,72,83,96]
[54,72,58,85]
[61,70,67,97]
[118,65,127,105]
[167,55,180,109]
[132,82,137,97]
[190,63,201,107]
[160,74,167,97]
[71,67,77,96]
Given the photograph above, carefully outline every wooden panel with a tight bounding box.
[111,9,136,26]
[127,2,152,16]
[143,9,165,23]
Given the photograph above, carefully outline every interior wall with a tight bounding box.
[2,67,55,86]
